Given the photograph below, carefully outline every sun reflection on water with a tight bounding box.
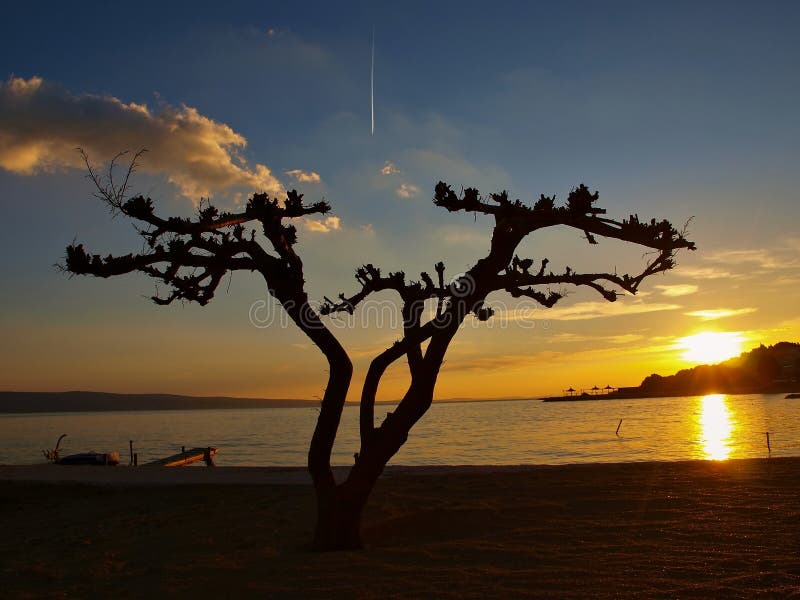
[698,394,734,460]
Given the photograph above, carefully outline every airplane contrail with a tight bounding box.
[370,27,375,136]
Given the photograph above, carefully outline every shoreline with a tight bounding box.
[2,457,799,597]
[0,455,796,485]
[541,388,800,402]
[0,456,800,488]
[3,390,798,413]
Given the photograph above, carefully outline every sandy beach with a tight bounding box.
[2,458,799,599]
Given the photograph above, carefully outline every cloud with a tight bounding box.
[607,333,648,344]
[442,352,563,373]
[0,76,288,200]
[770,276,800,287]
[285,168,321,183]
[302,215,340,233]
[782,237,800,252]
[442,336,666,375]
[685,308,757,320]
[530,300,681,322]
[678,266,734,280]
[380,160,399,175]
[396,182,420,198]
[493,299,679,325]
[654,283,699,297]
[706,248,781,269]
[547,332,592,344]
[702,247,800,274]
[680,246,800,283]
[547,332,645,344]
[6,75,43,95]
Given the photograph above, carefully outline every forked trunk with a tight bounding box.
[310,333,449,551]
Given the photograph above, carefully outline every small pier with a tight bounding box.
[145,446,218,467]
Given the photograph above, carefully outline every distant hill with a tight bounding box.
[542,342,800,401]
[635,342,800,397]
[0,391,493,414]
[0,391,319,413]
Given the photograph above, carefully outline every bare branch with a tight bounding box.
[78,148,147,212]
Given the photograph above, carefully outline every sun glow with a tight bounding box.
[698,394,734,460]
[678,331,744,364]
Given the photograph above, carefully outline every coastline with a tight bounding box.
[4,389,798,413]
[2,458,799,598]
[541,386,800,402]
[0,391,535,414]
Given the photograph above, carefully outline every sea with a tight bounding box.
[1,393,798,467]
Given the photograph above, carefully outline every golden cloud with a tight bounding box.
[548,332,646,344]
[381,160,399,175]
[706,248,780,269]
[0,76,297,200]
[654,283,699,297]
[678,266,734,280]
[396,182,420,198]
[441,351,564,373]
[525,300,680,322]
[302,215,341,233]
[685,308,757,320]
[285,169,321,183]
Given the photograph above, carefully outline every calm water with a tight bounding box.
[1,394,798,467]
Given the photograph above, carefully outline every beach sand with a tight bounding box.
[1,458,799,598]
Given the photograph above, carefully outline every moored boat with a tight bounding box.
[57,451,120,466]
[42,434,119,466]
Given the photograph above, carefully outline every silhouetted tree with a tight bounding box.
[63,152,695,550]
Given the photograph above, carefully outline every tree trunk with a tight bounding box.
[312,478,373,551]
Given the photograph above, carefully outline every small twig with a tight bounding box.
[77,147,147,211]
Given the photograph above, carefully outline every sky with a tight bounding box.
[1,1,798,401]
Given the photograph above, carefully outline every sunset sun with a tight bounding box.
[678,332,745,364]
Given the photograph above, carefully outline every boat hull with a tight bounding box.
[58,452,119,466]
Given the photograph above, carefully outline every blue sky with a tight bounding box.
[1,1,798,398]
